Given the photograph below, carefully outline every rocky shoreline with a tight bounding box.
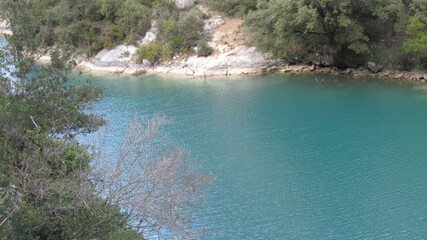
[272,64,427,85]
[0,19,12,35]
[4,32,427,84]
[32,47,427,85]
[74,45,275,77]
[72,52,427,84]
[2,12,426,84]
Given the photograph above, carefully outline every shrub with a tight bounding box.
[152,0,180,21]
[89,41,104,56]
[197,40,213,57]
[157,8,207,58]
[159,19,183,50]
[204,0,257,16]
[135,42,163,63]
[177,9,205,48]
[116,0,152,38]
[100,24,126,49]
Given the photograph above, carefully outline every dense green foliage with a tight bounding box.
[0,1,139,238]
[158,8,206,57]
[1,0,155,56]
[204,0,257,16]
[204,0,426,69]
[244,0,407,67]
[196,40,214,57]
[2,0,425,69]
[0,25,143,237]
[0,58,142,239]
[401,0,427,68]
[135,7,211,62]
[136,42,163,63]
[1,1,211,237]
[0,0,211,60]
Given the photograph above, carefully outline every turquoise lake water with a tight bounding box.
[81,73,427,239]
[2,34,426,239]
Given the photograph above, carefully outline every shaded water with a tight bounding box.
[80,73,427,239]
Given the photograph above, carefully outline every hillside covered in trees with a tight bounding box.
[207,0,427,70]
[2,0,426,70]
[1,0,211,60]
[1,0,426,70]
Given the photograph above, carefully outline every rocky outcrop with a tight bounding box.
[77,5,277,77]
[0,19,11,35]
[91,45,138,67]
[366,62,384,73]
[174,0,194,9]
[276,64,427,84]
[151,46,276,76]
[138,26,157,45]
[0,19,9,29]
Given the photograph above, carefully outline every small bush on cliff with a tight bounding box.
[204,0,257,16]
[100,24,126,49]
[135,41,163,63]
[116,0,152,43]
[156,8,207,59]
[402,17,427,69]
[197,40,213,57]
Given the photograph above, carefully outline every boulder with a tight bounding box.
[139,27,157,45]
[345,68,353,75]
[92,45,137,66]
[174,0,194,9]
[142,59,153,67]
[0,19,9,29]
[366,62,384,73]
[132,69,147,76]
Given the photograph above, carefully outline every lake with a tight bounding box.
[80,73,427,239]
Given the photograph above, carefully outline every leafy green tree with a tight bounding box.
[100,24,126,49]
[152,0,180,21]
[177,9,206,48]
[157,8,206,58]
[403,17,427,54]
[246,0,405,67]
[97,0,122,22]
[136,41,163,63]
[116,0,152,42]
[197,40,214,57]
[0,2,121,239]
[403,0,427,54]
[1,1,211,239]
[205,0,257,16]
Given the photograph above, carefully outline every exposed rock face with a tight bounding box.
[174,0,194,9]
[142,59,153,67]
[366,61,384,73]
[80,5,277,77]
[0,19,12,35]
[202,16,225,35]
[138,27,157,45]
[0,19,9,30]
[91,45,138,66]
[152,46,277,76]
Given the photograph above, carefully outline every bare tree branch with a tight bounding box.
[88,115,213,239]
